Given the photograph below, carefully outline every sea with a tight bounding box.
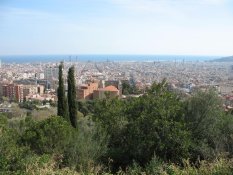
[0,54,221,63]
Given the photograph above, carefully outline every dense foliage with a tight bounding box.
[0,81,233,174]
[67,66,78,128]
[122,81,142,95]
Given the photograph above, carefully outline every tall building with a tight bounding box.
[44,66,59,80]
[44,66,59,90]
[2,84,24,102]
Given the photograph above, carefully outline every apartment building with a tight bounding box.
[23,84,45,97]
[2,84,24,102]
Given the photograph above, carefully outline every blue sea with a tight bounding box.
[0,54,221,63]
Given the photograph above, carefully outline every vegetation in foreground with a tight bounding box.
[0,81,233,174]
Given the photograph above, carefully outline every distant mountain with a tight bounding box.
[210,56,233,62]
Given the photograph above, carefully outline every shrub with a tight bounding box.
[0,116,33,174]
[21,116,74,155]
[64,116,109,173]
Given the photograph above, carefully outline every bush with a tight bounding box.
[64,116,109,173]
[184,90,233,160]
[24,154,79,175]
[0,116,33,174]
[93,81,191,170]
[117,158,233,175]
[19,115,109,173]
[171,158,233,175]
[21,116,74,155]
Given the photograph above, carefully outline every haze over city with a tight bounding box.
[1,0,233,56]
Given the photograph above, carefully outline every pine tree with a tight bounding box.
[67,66,77,128]
[57,62,69,120]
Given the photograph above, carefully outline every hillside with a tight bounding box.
[1,81,233,174]
[210,56,233,62]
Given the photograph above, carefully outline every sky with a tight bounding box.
[0,0,233,56]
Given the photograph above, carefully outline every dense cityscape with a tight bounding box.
[1,58,233,109]
[1,0,233,174]
[1,57,233,174]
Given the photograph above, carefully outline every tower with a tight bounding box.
[118,80,122,97]
[100,80,105,88]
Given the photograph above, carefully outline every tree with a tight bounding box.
[125,81,191,164]
[184,90,226,160]
[93,80,191,170]
[68,66,77,128]
[93,97,128,169]
[57,62,69,120]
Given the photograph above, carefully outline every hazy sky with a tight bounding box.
[0,0,233,56]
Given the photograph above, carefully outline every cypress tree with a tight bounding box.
[57,62,69,120]
[67,66,77,128]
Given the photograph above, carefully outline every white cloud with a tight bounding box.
[109,0,229,13]
[111,0,229,6]
[108,0,183,19]
[0,6,70,23]
[201,0,228,5]
[0,7,48,18]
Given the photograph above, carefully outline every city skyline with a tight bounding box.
[0,0,233,56]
